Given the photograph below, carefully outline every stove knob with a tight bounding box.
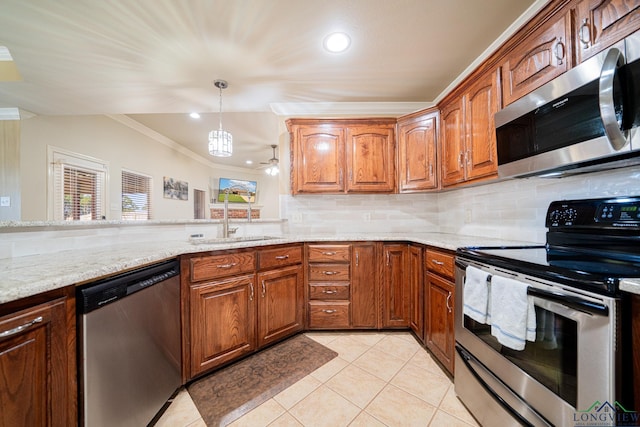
[549,210,561,224]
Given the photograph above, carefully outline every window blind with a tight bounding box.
[122,170,152,220]
[52,163,105,221]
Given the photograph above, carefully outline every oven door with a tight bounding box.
[454,257,618,427]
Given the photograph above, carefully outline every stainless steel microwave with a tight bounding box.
[495,30,640,178]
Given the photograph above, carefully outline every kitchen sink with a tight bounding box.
[189,235,280,245]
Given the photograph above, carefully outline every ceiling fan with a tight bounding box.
[260,144,279,176]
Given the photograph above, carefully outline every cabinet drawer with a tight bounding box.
[307,245,351,263]
[190,251,255,281]
[308,301,350,328]
[425,249,454,280]
[257,245,303,270]
[308,263,350,281]
[309,283,350,300]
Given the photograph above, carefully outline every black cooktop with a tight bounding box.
[457,244,640,296]
[458,196,640,296]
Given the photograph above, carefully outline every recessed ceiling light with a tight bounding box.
[245,160,253,165]
[189,112,200,119]
[323,32,351,53]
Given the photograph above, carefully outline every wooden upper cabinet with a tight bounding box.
[346,125,396,193]
[440,97,466,187]
[464,69,500,181]
[574,0,640,64]
[440,69,500,187]
[397,111,439,192]
[501,11,571,106]
[288,118,396,194]
[291,124,345,193]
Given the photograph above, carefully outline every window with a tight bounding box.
[49,147,107,221]
[122,170,152,220]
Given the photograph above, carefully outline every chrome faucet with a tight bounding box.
[222,189,237,238]
[247,193,252,223]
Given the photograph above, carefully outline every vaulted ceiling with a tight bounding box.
[0,0,542,168]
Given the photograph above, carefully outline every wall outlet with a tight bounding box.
[464,208,472,224]
[0,196,10,207]
[290,212,302,222]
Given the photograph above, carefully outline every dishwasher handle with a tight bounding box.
[78,259,179,314]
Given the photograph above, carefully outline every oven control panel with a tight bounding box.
[546,196,640,228]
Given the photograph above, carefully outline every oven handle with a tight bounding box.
[526,287,609,316]
[455,346,539,427]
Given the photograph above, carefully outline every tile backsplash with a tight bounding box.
[282,165,640,243]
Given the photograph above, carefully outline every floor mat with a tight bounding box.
[187,334,338,426]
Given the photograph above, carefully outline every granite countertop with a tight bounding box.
[0,232,535,305]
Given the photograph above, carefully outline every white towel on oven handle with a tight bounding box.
[463,265,491,323]
[489,275,536,351]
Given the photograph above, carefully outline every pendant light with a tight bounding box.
[208,79,232,157]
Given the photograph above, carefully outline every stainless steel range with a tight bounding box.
[455,196,638,427]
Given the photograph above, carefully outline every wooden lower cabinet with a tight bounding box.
[408,245,425,343]
[189,275,257,378]
[426,273,455,374]
[351,242,378,328]
[257,265,304,347]
[382,244,410,328]
[184,245,304,379]
[0,296,76,427]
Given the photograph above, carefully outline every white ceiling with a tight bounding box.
[0,0,543,169]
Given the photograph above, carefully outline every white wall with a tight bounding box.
[19,115,280,221]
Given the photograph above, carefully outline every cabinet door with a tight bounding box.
[0,298,72,427]
[292,125,345,194]
[575,0,640,64]
[189,275,256,378]
[440,98,466,187]
[502,12,571,106]
[408,245,425,343]
[382,244,410,328]
[398,114,438,192]
[426,273,455,374]
[345,125,396,193]
[464,69,500,181]
[351,242,378,328]
[257,265,304,348]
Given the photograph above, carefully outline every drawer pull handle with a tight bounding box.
[275,255,289,260]
[323,271,338,275]
[216,263,237,269]
[249,283,254,301]
[431,259,444,266]
[446,291,452,313]
[322,251,337,256]
[0,316,43,338]
[322,290,337,294]
[262,280,266,297]
[322,309,337,314]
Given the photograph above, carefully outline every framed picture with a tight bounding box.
[217,178,256,203]
[163,177,188,200]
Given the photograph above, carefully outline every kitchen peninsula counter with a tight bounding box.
[0,232,536,305]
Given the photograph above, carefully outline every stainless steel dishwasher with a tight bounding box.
[77,259,181,427]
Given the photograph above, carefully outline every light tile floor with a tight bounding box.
[156,331,480,427]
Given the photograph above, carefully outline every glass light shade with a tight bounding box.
[208,129,233,157]
[265,165,279,176]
